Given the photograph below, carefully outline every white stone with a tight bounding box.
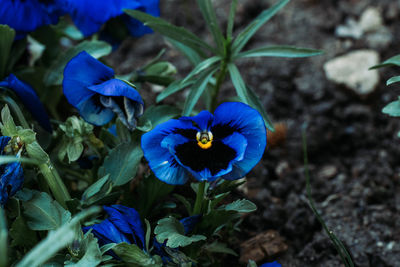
[359,7,383,32]
[323,50,380,95]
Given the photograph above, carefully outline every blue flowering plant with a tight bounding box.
[0,0,322,266]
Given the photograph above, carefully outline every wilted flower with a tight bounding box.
[83,205,145,248]
[63,51,143,130]
[0,136,24,206]
[0,74,52,132]
[0,0,66,39]
[260,261,281,267]
[65,0,159,37]
[141,102,267,185]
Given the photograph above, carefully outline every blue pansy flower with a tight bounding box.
[122,0,160,38]
[141,102,267,185]
[0,0,66,39]
[0,74,52,132]
[83,205,145,248]
[260,261,282,267]
[0,136,24,206]
[65,0,159,38]
[63,51,144,130]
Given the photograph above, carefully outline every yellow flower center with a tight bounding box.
[196,131,213,149]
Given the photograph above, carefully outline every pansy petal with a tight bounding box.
[180,110,213,131]
[63,51,114,107]
[141,119,195,185]
[108,205,145,248]
[84,219,129,245]
[66,0,141,37]
[0,162,24,206]
[87,79,144,105]
[0,74,52,132]
[260,261,282,267]
[213,102,266,180]
[77,97,115,126]
[0,136,11,154]
[180,215,201,234]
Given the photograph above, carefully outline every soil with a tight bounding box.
[107,0,400,266]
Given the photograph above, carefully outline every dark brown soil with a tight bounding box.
[107,0,400,266]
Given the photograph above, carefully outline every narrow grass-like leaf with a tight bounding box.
[387,76,400,86]
[236,45,323,59]
[0,207,7,267]
[167,38,202,66]
[16,207,101,267]
[370,55,400,69]
[0,156,40,166]
[232,0,290,54]
[382,98,400,117]
[156,79,195,103]
[182,67,218,116]
[196,0,225,54]
[44,40,112,86]
[228,63,274,131]
[182,56,221,84]
[125,10,215,55]
[0,25,15,78]
[227,0,238,40]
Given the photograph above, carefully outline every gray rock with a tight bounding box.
[323,50,380,95]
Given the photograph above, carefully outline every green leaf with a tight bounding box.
[204,241,238,256]
[182,67,218,116]
[26,141,49,164]
[227,0,238,40]
[154,217,206,248]
[81,175,113,206]
[370,54,400,69]
[0,207,7,267]
[181,56,221,84]
[223,199,257,213]
[66,141,84,162]
[9,215,38,248]
[125,10,215,56]
[0,105,17,137]
[382,98,400,117]
[115,119,132,143]
[167,38,202,66]
[22,190,71,231]
[232,0,290,54]
[98,142,143,186]
[236,45,323,59]
[156,79,195,103]
[0,25,15,78]
[112,243,162,266]
[196,0,225,54]
[228,64,274,131]
[387,76,400,86]
[139,105,181,129]
[44,40,112,86]
[16,207,101,267]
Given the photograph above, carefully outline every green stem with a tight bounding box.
[0,207,7,267]
[210,61,228,112]
[38,162,71,209]
[193,181,206,215]
[2,96,30,129]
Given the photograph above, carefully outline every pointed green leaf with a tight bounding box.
[0,25,15,78]
[124,10,215,56]
[156,79,195,103]
[182,56,221,84]
[382,98,400,117]
[44,40,112,86]
[182,67,218,116]
[232,0,290,54]
[98,142,143,186]
[167,38,202,66]
[387,76,400,86]
[236,45,323,59]
[227,0,238,40]
[224,199,257,213]
[112,243,162,266]
[228,63,274,131]
[155,217,206,248]
[196,0,225,54]
[370,54,400,69]
[22,191,71,231]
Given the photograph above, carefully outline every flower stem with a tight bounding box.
[38,162,71,209]
[210,61,228,112]
[193,181,206,215]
